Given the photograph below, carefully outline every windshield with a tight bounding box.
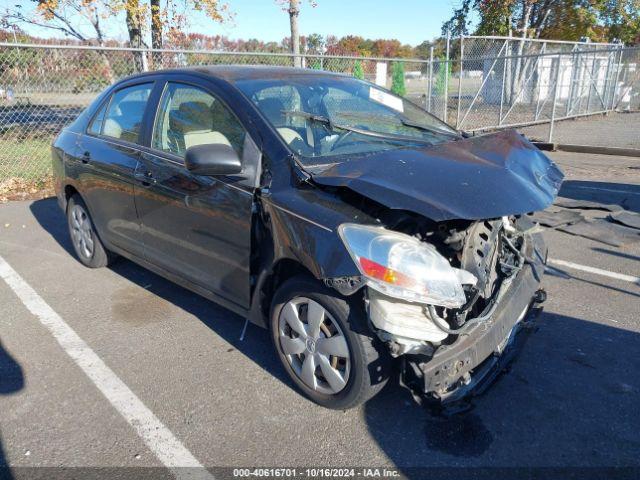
[235,75,460,164]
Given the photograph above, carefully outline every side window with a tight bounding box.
[87,101,108,136]
[152,83,246,158]
[102,83,152,144]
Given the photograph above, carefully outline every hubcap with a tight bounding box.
[278,297,350,395]
[70,204,94,259]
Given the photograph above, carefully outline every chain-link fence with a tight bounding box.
[450,36,639,136]
[0,39,639,183]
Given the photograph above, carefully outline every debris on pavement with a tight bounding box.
[553,198,625,213]
[556,219,640,247]
[529,209,584,228]
[609,211,640,230]
[529,197,640,246]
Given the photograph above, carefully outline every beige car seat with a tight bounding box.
[168,101,231,154]
[256,97,309,150]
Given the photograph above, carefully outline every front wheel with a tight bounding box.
[270,275,391,410]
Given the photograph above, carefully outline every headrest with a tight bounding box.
[169,101,212,133]
[116,101,146,117]
[257,98,286,126]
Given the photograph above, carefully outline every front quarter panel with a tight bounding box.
[262,185,373,281]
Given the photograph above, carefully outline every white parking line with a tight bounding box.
[0,255,214,480]
[548,258,640,285]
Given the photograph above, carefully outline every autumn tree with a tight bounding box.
[3,0,121,80]
[4,0,110,45]
[117,0,231,68]
[442,0,639,43]
[5,0,233,73]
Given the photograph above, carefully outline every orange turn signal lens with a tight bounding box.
[358,257,417,290]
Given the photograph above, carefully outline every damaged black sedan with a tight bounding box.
[52,66,563,410]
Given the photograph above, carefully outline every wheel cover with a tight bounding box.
[70,204,94,259]
[278,297,351,395]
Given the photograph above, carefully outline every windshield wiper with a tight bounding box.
[399,118,461,138]
[282,110,435,145]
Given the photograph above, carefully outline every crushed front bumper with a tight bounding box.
[400,253,546,414]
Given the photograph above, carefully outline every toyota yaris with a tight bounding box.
[52,66,562,410]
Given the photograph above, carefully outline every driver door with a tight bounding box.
[135,80,256,310]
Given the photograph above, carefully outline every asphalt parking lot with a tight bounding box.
[1,150,639,477]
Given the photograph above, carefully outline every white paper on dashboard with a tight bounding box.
[369,87,404,112]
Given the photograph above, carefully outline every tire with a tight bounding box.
[66,194,115,268]
[270,274,391,410]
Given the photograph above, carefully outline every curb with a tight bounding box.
[532,142,640,158]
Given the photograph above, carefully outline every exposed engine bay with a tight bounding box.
[369,213,528,349]
[357,208,547,407]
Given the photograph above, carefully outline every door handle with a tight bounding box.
[81,151,91,164]
[134,169,156,186]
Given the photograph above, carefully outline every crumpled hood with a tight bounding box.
[308,129,564,221]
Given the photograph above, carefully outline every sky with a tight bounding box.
[2,0,462,46]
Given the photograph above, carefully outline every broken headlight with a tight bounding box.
[339,223,469,308]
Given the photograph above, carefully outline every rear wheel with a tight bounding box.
[270,275,391,410]
[67,194,115,268]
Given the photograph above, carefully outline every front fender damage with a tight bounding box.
[329,216,550,414]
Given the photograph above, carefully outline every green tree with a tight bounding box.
[434,56,450,96]
[305,33,325,54]
[352,60,364,79]
[442,0,639,43]
[391,62,406,97]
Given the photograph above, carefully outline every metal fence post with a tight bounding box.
[548,54,562,143]
[603,49,615,111]
[565,44,576,117]
[499,39,508,126]
[610,45,624,110]
[427,46,434,113]
[586,50,595,112]
[142,49,149,72]
[456,36,464,129]
[443,30,450,123]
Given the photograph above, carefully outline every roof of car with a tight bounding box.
[131,65,347,83]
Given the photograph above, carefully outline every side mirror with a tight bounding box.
[184,143,242,176]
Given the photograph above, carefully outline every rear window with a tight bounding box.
[87,101,108,136]
[101,83,153,144]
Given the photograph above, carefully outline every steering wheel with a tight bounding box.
[329,130,355,152]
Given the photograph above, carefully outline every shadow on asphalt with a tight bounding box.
[546,265,640,298]
[28,198,293,387]
[0,340,23,479]
[28,197,640,472]
[591,247,640,263]
[559,180,640,212]
[363,309,640,471]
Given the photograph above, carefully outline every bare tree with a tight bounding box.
[150,0,162,67]
[277,0,317,68]
[288,0,301,67]
[124,0,146,72]
[4,0,116,80]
